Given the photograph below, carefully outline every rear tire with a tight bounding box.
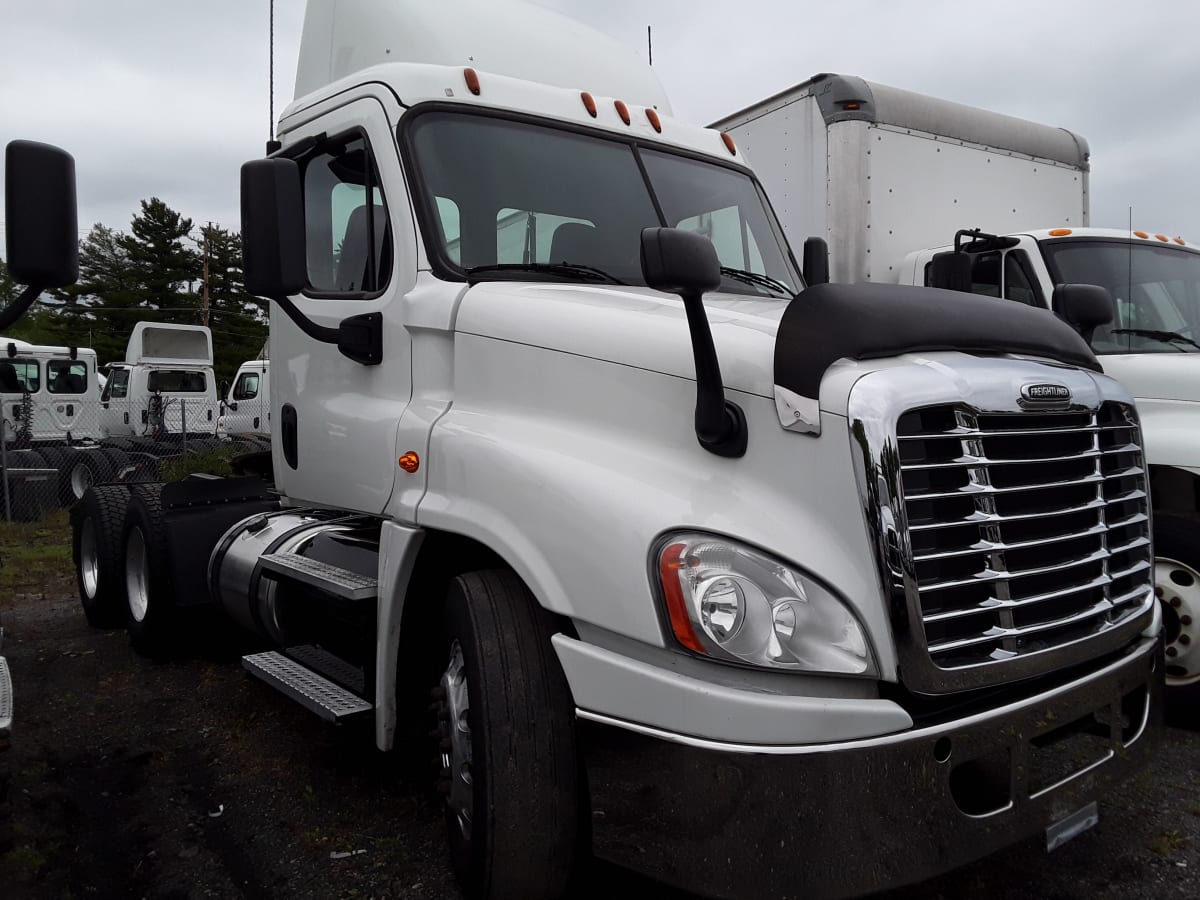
[123,485,176,657]
[435,569,579,900]
[61,448,109,504]
[72,484,131,628]
[101,447,132,482]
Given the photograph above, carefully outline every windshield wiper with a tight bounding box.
[719,266,794,297]
[1110,328,1200,351]
[465,262,625,286]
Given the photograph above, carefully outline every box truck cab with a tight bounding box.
[218,357,270,437]
[716,73,1200,694]
[99,322,218,438]
[3,6,1164,900]
[0,337,102,445]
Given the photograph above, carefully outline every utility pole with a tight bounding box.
[202,223,211,327]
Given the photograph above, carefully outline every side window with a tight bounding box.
[48,359,88,394]
[967,252,1003,298]
[676,206,765,273]
[497,209,596,265]
[1002,254,1040,306]
[0,359,39,393]
[436,197,461,265]
[110,369,130,400]
[303,135,391,294]
[233,372,260,401]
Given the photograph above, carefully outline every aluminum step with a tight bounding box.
[258,551,378,601]
[286,644,366,696]
[242,651,372,722]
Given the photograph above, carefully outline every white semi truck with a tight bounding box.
[218,356,271,438]
[3,5,1165,899]
[715,73,1200,694]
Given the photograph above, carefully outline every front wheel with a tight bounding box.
[1155,514,1200,695]
[433,569,580,900]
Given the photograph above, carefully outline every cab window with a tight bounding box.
[303,135,392,295]
[103,368,130,401]
[232,372,260,401]
[0,359,39,393]
[48,359,88,394]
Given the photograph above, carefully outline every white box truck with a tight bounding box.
[2,8,1164,900]
[715,73,1200,694]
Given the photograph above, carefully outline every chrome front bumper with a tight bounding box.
[580,636,1162,900]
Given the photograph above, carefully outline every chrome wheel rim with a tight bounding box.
[125,527,150,624]
[438,640,474,841]
[71,460,94,499]
[1156,556,1200,686]
[80,518,100,599]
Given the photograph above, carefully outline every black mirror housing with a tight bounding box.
[640,226,721,295]
[4,140,79,288]
[928,251,973,292]
[241,158,307,297]
[802,236,829,286]
[1052,283,1114,342]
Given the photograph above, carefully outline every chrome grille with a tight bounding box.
[896,401,1152,672]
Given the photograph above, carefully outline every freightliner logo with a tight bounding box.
[1021,383,1072,402]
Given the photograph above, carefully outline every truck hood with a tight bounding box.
[454,282,786,398]
[1098,353,1200,403]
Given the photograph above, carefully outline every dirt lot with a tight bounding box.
[1,516,1199,899]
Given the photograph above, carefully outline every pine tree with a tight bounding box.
[119,198,203,312]
[196,223,269,382]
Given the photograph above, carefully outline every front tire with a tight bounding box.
[1155,514,1200,698]
[72,485,130,628]
[434,570,579,900]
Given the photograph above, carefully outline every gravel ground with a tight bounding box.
[0,584,1198,899]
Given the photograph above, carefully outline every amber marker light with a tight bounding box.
[581,91,597,117]
[721,132,737,155]
[1048,228,1072,236]
[464,68,480,96]
[614,100,631,125]
[646,108,662,132]
[659,542,706,653]
[1175,237,1187,245]
[399,451,420,473]
[1133,230,1149,239]
[1155,233,1169,242]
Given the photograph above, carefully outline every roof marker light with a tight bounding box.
[646,108,662,132]
[721,132,737,156]
[1133,230,1149,239]
[1156,233,1169,242]
[614,100,631,125]
[1175,237,1187,245]
[581,91,597,117]
[1049,228,1072,236]
[464,68,480,96]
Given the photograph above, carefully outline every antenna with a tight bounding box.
[647,25,653,66]
[267,0,280,154]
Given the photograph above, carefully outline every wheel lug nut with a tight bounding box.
[1171,597,1183,608]
[1181,634,1192,646]
[1183,616,1194,626]
[1167,646,1179,657]
[1156,586,1165,598]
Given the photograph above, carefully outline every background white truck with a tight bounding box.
[715,73,1200,694]
[2,4,1166,899]
[218,355,270,438]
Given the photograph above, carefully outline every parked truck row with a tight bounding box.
[0,2,1176,898]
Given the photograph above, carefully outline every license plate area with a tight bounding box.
[1046,800,1099,851]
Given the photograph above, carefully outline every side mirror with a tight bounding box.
[2,141,79,329]
[219,379,229,399]
[802,236,829,286]
[241,158,307,297]
[1052,283,1114,344]
[927,251,973,292]
[640,227,746,458]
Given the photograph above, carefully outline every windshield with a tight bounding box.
[1043,239,1200,354]
[406,110,801,298]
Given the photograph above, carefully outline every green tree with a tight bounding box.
[196,223,268,384]
[120,198,202,312]
[0,256,16,305]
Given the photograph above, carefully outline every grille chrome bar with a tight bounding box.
[893,400,1153,678]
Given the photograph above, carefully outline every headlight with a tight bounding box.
[656,533,875,676]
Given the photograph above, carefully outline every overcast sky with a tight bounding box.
[2,0,1198,250]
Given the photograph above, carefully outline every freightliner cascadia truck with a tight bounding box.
[2,5,1163,899]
